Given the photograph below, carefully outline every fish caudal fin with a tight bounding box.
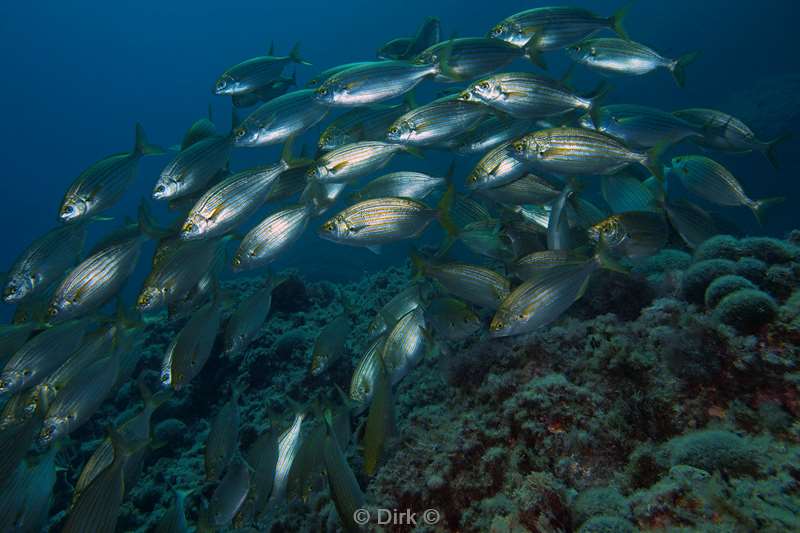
[670,51,699,88]
[436,183,458,237]
[763,132,792,170]
[611,2,633,41]
[750,197,785,225]
[133,123,165,157]
[643,142,668,182]
[523,32,548,70]
[289,42,312,66]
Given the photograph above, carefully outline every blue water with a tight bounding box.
[1,0,797,317]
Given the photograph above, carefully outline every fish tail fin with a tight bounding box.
[670,51,699,88]
[643,142,669,182]
[109,427,150,464]
[137,199,172,240]
[586,82,612,126]
[289,42,312,66]
[280,135,297,167]
[611,1,634,40]
[133,123,165,157]
[403,145,425,159]
[408,247,428,279]
[137,375,170,415]
[403,88,418,110]
[750,196,785,225]
[439,36,464,80]
[763,132,792,170]
[523,31,548,70]
[436,183,458,237]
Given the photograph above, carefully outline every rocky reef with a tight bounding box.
[45,232,800,532]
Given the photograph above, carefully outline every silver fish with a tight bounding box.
[466,141,531,190]
[161,297,222,390]
[367,284,426,339]
[206,391,240,481]
[568,38,698,87]
[349,336,385,405]
[154,133,232,201]
[232,204,312,271]
[39,350,119,445]
[306,61,379,88]
[414,37,534,82]
[601,174,659,213]
[321,410,365,532]
[673,108,790,169]
[587,211,668,258]
[488,5,630,51]
[314,60,438,106]
[307,141,415,184]
[424,297,482,341]
[386,94,490,146]
[477,173,561,205]
[270,412,305,503]
[224,274,285,357]
[460,71,600,118]
[3,223,87,304]
[412,252,510,310]
[0,319,88,397]
[180,159,290,240]
[669,155,783,224]
[214,42,309,95]
[512,127,663,179]
[208,456,250,527]
[309,310,351,376]
[233,90,329,147]
[318,189,454,252]
[60,124,163,222]
[381,307,426,385]
[154,489,191,533]
[454,116,536,155]
[579,104,701,149]
[350,171,446,202]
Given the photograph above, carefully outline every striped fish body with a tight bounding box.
[452,193,493,229]
[514,127,647,176]
[309,141,406,183]
[322,415,365,531]
[306,61,379,88]
[245,430,278,517]
[233,204,311,271]
[39,352,119,445]
[669,155,755,208]
[209,457,250,527]
[463,72,591,118]
[310,313,351,376]
[478,173,561,205]
[319,197,436,247]
[155,135,232,200]
[352,172,445,202]
[665,199,717,249]
[205,395,240,481]
[387,95,490,146]
[3,223,87,303]
[165,300,221,390]
[459,220,517,261]
[513,250,589,280]
[581,105,700,149]
[138,239,221,312]
[234,90,329,147]
[569,38,671,76]
[382,307,426,385]
[319,102,410,151]
[673,108,766,153]
[215,55,293,96]
[48,236,143,322]
[181,162,288,240]
[511,204,552,232]
[425,262,510,310]
[300,181,348,215]
[224,281,277,356]
[0,324,37,368]
[491,259,598,337]
[315,61,437,106]
[416,37,526,82]
[349,336,385,404]
[0,319,87,396]
[60,152,139,221]
[270,413,305,503]
[367,285,424,339]
[489,6,616,49]
[467,141,531,190]
[456,116,535,154]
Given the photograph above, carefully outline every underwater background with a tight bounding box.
[1,0,800,532]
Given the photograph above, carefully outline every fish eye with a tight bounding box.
[479,81,490,90]
[61,205,74,215]
[154,184,166,194]
[322,221,334,231]
[215,80,225,90]
[317,87,328,96]
[47,307,58,317]
[235,128,246,139]
[389,126,399,135]
[590,48,597,57]
[232,256,241,266]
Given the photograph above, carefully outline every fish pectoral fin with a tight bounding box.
[346,222,368,234]
[208,203,226,220]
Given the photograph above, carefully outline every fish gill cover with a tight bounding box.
[0,1,799,531]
